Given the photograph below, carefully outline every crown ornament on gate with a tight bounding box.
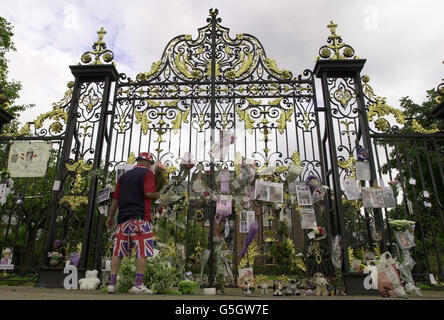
[80,27,115,66]
[316,21,359,61]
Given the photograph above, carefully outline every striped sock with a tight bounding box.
[135,273,144,286]
[109,274,117,286]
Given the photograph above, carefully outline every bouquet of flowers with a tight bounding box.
[389,219,415,232]
[312,226,327,241]
[178,152,195,179]
[48,251,63,259]
[154,161,168,192]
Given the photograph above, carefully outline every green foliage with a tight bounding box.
[117,254,181,294]
[178,280,199,294]
[0,16,34,128]
[381,88,444,275]
[116,257,136,292]
[155,214,208,265]
[267,238,304,275]
[145,255,181,293]
[215,272,225,294]
[397,90,443,133]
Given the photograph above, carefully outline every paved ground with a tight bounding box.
[0,285,443,300]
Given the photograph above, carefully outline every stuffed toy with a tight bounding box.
[79,269,101,290]
[285,282,293,296]
[314,275,329,296]
[260,282,269,295]
[289,278,301,296]
[326,284,336,296]
[272,280,283,296]
[304,279,314,295]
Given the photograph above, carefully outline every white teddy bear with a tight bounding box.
[79,270,101,290]
[314,275,329,296]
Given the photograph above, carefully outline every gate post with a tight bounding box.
[37,28,118,287]
[72,63,119,271]
[313,22,387,273]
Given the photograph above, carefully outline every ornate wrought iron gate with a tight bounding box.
[0,10,442,288]
[106,9,323,285]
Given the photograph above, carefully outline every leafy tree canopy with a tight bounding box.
[0,16,34,130]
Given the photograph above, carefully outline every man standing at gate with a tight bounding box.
[106,152,160,294]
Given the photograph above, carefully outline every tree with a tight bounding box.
[382,88,444,276]
[0,16,34,131]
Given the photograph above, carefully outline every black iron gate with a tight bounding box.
[0,11,442,288]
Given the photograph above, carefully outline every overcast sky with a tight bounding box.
[2,0,443,125]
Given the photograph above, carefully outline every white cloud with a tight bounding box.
[1,0,443,126]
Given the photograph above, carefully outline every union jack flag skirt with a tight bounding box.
[113,219,154,259]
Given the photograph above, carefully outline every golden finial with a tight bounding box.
[96,27,106,43]
[316,21,358,61]
[327,21,340,40]
[80,27,114,65]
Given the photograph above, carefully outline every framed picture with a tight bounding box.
[361,187,385,208]
[268,182,284,203]
[343,179,361,200]
[355,161,371,181]
[394,229,416,250]
[215,194,232,223]
[97,187,111,205]
[361,187,373,208]
[296,184,313,206]
[372,189,384,208]
[239,211,248,233]
[0,247,14,270]
[299,208,317,229]
[254,180,268,202]
[381,187,397,208]
[312,185,327,203]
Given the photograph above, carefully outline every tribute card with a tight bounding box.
[97,187,111,205]
[254,180,268,202]
[299,208,317,229]
[361,187,375,208]
[343,179,361,200]
[296,184,313,206]
[355,161,371,181]
[268,182,284,203]
[381,187,397,208]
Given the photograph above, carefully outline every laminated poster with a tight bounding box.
[295,184,313,206]
[361,187,384,208]
[254,180,284,203]
[355,161,371,181]
[8,141,51,178]
[299,208,317,229]
[343,179,361,201]
[381,187,397,208]
[239,211,255,233]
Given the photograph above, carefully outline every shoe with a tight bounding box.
[107,285,116,294]
[130,284,153,294]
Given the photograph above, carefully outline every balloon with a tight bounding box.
[240,221,259,258]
